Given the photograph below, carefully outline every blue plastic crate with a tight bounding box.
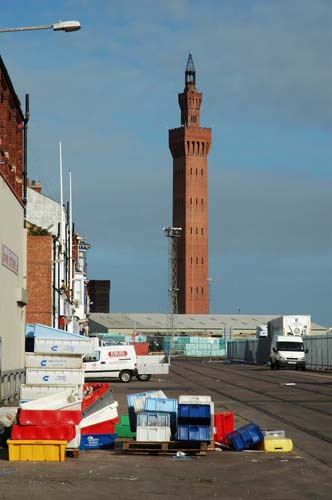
[127,391,155,408]
[144,398,177,413]
[137,412,171,427]
[226,423,264,451]
[80,433,117,450]
[178,404,211,420]
[177,425,211,442]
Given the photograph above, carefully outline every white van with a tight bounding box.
[82,345,169,383]
[270,335,308,370]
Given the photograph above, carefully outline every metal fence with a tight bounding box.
[226,334,332,370]
[0,370,25,404]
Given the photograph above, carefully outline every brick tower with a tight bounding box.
[169,54,212,314]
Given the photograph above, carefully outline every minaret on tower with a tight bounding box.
[169,53,212,314]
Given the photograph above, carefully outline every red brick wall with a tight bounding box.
[0,57,24,203]
[26,235,53,326]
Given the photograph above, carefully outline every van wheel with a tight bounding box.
[301,365,306,371]
[270,360,274,370]
[119,370,132,383]
[136,374,151,382]
[276,361,280,370]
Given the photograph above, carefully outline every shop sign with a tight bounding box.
[2,244,18,274]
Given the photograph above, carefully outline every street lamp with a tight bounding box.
[0,21,81,33]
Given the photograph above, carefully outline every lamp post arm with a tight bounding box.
[0,25,53,33]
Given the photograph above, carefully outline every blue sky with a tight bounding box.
[1,0,331,325]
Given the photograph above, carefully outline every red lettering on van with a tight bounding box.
[108,350,128,357]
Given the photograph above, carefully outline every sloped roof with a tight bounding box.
[89,313,326,331]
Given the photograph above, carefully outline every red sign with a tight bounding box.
[108,350,128,358]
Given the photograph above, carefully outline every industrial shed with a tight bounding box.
[88,313,326,340]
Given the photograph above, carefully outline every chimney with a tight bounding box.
[29,179,42,193]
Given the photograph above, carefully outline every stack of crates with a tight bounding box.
[177,395,212,442]
[127,391,177,442]
[115,415,136,438]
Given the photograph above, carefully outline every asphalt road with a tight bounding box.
[0,359,331,500]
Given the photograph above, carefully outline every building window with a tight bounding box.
[201,198,203,206]
[191,287,193,294]
[201,169,203,175]
[190,227,193,234]
[191,257,193,264]
[201,287,204,294]
[201,257,204,264]
[196,198,198,205]
[201,228,204,235]
[196,168,198,175]
[190,168,192,175]
[196,257,198,264]
[196,227,198,235]
[190,197,192,205]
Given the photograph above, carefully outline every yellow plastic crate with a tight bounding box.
[7,440,67,462]
[258,437,293,453]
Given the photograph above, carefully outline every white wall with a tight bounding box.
[0,176,26,372]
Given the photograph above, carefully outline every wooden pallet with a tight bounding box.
[66,449,80,458]
[122,440,208,456]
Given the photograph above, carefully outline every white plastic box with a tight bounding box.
[20,390,82,411]
[67,425,81,449]
[25,369,85,386]
[178,395,212,404]
[80,402,119,429]
[25,353,83,369]
[136,426,171,442]
[33,337,94,355]
[20,384,84,401]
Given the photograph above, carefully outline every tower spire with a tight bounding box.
[185,52,196,88]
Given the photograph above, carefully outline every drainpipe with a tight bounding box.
[23,94,29,225]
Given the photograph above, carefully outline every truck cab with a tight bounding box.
[270,335,308,370]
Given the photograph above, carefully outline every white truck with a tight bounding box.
[268,315,311,337]
[82,345,170,383]
[268,316,310,370]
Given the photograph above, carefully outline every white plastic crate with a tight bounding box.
[178,395,212,404]
[33,337,94,355]
[25,353,83,369]
[80,402,119,429]
[20,384,84,401]
[133,390,167,413]
[136,426,171,442]
[25,368,85,386]
[67,425,81,449]
[20,390,82,411]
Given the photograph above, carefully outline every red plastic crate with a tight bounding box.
[81,417,118,435]
[11,424,76,441]
[17,409,82,426]
[82,383,111,411]
[214,412,234,444]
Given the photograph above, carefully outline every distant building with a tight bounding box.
[26,181,90,333]
[89,313,327,339]
[169,54,212,314]
[88,280,111,313]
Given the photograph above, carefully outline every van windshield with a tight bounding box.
[277,342,304,352]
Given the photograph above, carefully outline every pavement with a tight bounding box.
[0,360,331,499]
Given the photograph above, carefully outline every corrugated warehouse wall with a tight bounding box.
[227,335,332,370]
